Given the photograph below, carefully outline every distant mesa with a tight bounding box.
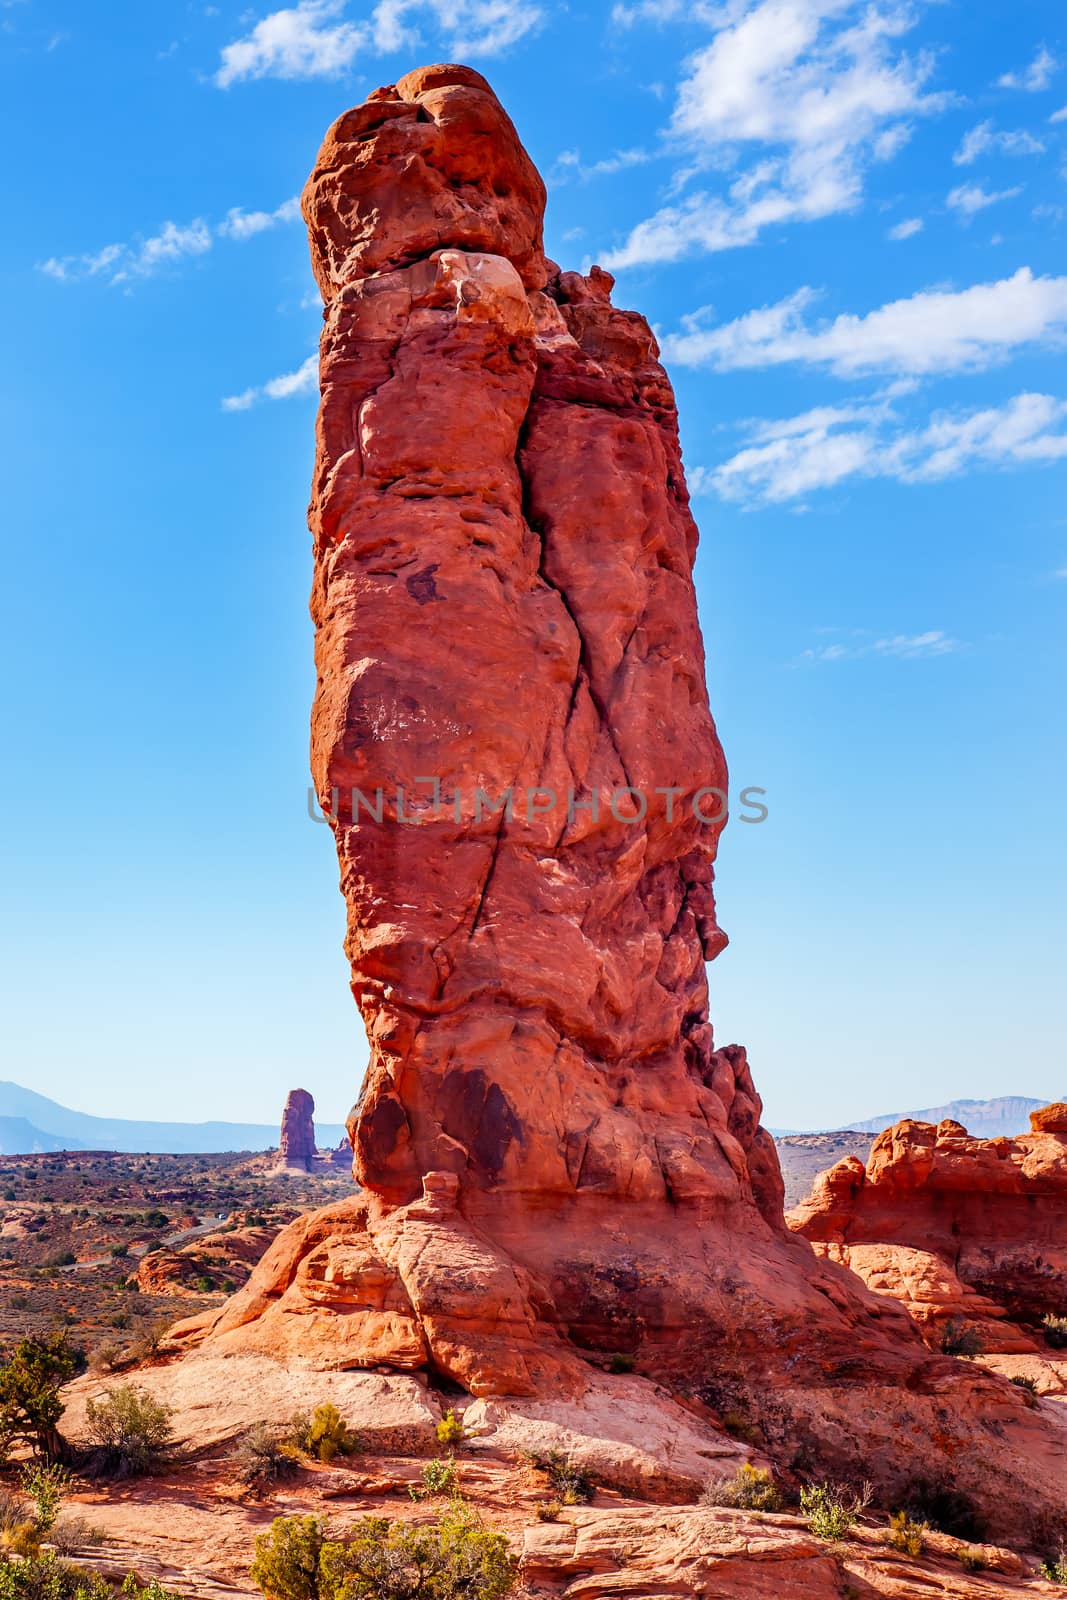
[836,1094,1056,1141]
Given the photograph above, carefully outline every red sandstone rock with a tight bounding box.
[789,1109,1067,1352]
[277,1088,316,1172]
[186,66,1067,1540]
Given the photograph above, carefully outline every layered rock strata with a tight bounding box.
[277,1088,316,1172]
[790,1104,1067,1353]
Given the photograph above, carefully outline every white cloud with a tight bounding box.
[222,353,319,411]
[38,197,300,285]
[702,391,1067,505]
[799,630,962,662]
[217,196,301,239]
[215,0,539,83]
[997,46,1058,94]
[1051,106,1067,125]
[660,267,1067,377]
[552,147,653,182]
[947,182,1023,217]
[601,0,947,269]
[953,119,1045,164]
[215,0,364,86]
[888,216,922,240]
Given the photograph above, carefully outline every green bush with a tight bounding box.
[939,1320,983,1358]
[410,1458,459,1501]
[332,1507,515,1600]
[522,1450,593,1507]
[799,1481,872,1542]
[435,1411,465,1449]
[250,1509,515,1600]
[20,1463,69,1533]
[606,1354,634,1374]
[1042,1551,1067,1583]
[251,1516,330,1600]
[289,1405,359,1464]
[1042,1314,1067,1349]
[887,1510,926,1557]
[83,1383,173,1477]
[701,1463,783,1512]
[533,1501,562,1523]
[0,1333,78,1462]
[0,1552,178,1600]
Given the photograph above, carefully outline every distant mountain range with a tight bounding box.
[0,1082,347,1155]
[835,1095,1057,1140]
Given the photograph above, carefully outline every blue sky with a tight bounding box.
[1,0,1064,1133]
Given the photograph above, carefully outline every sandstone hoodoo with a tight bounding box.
[180,65,1067,1537]
[789,1104,1067,1353]
[277,1087,316,1172]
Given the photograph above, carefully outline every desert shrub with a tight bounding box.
[701,1463,783,1513]
[523,1450,594,1507]
[534,1501,562,1522]
[251,1516,331,1600]
[887,1510,926,1557]
[939,1320,983,1358]
[410,1458,459,1501]
[958,1546,986,1571]
[87,1344,125,1377]
[435,1411,465,1449]
[0,1554,180,1600]
[1042,1314,1067,1349]
[334,1507,515,1600]
[289,1405,358,1464]
[607,1354,634,1374]
[896,1479,984,1542]
[20,1464,69,1533]
[237,1423,302,1489]
[109,1244,129,1259]
[83,1383,173,1477]
[43,1253,76,1271]
[192,1276,215,1293]
[799,1481,872,1542]
[126,1323,170,1366]
[0,1333,78,1462]
[1011,1374,1039,1394]
[47,1515,107,1556]
[1042,1551,1067,1583]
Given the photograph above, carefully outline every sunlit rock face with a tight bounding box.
[182,70,1067,1543]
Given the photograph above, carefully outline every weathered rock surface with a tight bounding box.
[135,1223,281,1296]
[277,1088,316,1172]
[184,66,1067,1543]
[789,1107,1067,1352]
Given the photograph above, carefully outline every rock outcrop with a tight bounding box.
[180,66,1067,1541]
[277,1088,316,1172]
[790,1105,1067,1354]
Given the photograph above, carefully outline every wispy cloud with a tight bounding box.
[887,216,923,240]
[699,391,1067,505]
[947,181,1023,217]
[953,119,1045,164]
[38,197,300,285]
[799,629,963,663]
[601,0,947,270]
[552,147,653,182]
[1051,106,1067,125]
[215,0,540,85]
[222,353,318,411]
[997,46,1058,94]
[660,268,1067,377]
